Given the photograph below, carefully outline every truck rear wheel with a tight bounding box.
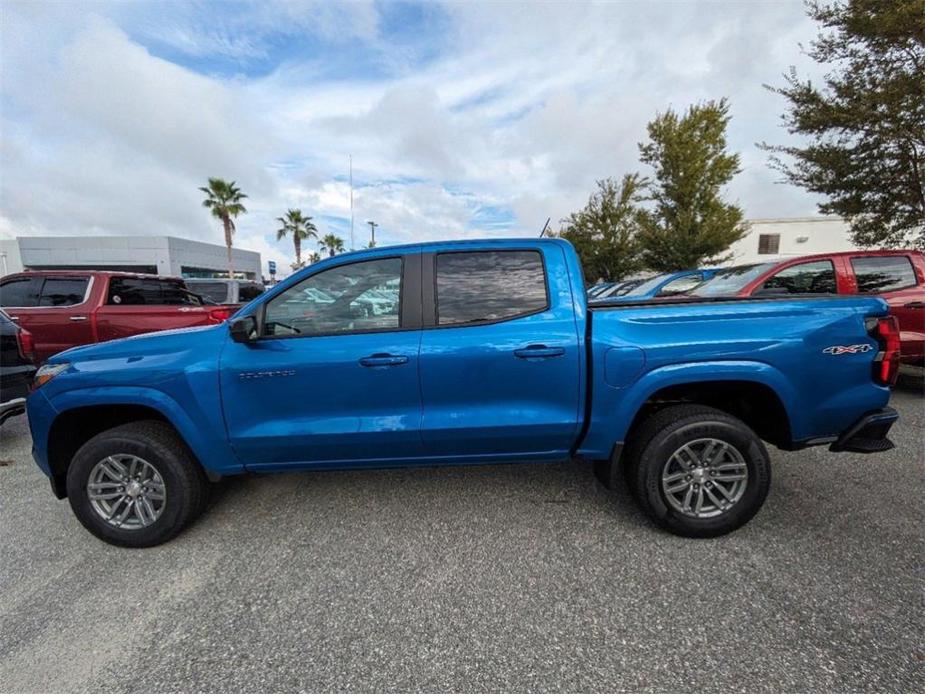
[625,405,770,537]
[66,421,207,547]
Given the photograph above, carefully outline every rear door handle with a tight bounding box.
[8,315,19,321]
[359,353,409,368]
[69,315,88,321]
[513,345,566,359]
[904,301,925,309]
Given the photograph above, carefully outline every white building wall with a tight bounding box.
[729,217,858,265]
[2,236,261,279]
[166,237,261,279]
[0,239,24,275]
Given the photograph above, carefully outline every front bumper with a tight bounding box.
[830,407,898,453]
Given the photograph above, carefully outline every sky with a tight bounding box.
[0,0,827,275]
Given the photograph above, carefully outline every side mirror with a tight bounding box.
[229,315,258,344]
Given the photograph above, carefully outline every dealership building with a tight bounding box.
[0,235,262,280]
[728,217,857,265]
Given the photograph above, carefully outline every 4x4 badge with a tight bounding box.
[822,344,873,355]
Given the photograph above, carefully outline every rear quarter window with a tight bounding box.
[435,250,548,326]
[851,256,917,293]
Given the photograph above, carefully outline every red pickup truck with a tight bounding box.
[0,271,233,362]
[690,250,925,364]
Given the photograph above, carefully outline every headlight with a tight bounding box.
[33,362,69,389]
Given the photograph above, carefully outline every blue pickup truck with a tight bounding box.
[26,238,900,547]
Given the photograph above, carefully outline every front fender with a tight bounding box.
[578,360,797,458]
[42,386,243,475]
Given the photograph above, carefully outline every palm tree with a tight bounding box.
[307,251,322,265]
[319,233,345,257]
[275,208,318,268]
[200,178,247,279]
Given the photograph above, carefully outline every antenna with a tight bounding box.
[539,217,551,237]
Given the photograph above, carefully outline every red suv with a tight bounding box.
[690,250,925,365]
[0,271,234,362]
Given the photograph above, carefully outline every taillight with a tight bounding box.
[17,327,36,363]
[870,316,900,386]
[208,308,233,323]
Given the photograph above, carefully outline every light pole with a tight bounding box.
[366,220,378,248]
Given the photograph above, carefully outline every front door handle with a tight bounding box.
[69,315,88,321]
[8,315,19,321]
[359,353,409,368]
[513,345,566,359]
[904,301,925,309]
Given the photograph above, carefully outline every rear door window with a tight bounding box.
[758,260,836,294]
[0,278,40,307]
[851,256,917,293]
[39,277,89,306]
[435,250,548,326]
[108,278,202,306]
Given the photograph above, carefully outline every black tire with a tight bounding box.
[624,405,771,538]
[66,421,207,548]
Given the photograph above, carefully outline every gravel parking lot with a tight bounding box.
[1,374,922,693]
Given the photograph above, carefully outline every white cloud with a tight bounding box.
[1,0,828,273]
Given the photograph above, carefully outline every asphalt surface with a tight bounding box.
[1,374,922,693]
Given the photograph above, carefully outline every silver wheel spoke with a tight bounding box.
[89,490,124,501]
[88,455,166,531]
[662,438,748,519]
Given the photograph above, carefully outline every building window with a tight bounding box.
[757,234,780,255]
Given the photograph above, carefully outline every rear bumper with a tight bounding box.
[829,407,898,454]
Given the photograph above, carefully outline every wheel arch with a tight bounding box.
[42,386,241,497]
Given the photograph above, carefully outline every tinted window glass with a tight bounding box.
[265,258,402,336]
[238,283,264,302]
[657,274,704,296]
[189,282,229,303]
[39,278,89,306]
[108,278,202,306]
[759,260,836,294]
[436,251,547,326]
[691,263,777,297]
[851,256,917,293]
[0,278,40,307]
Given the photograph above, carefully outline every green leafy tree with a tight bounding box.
[275,208,318,268]
[637,99,747,271]
[319,233,345,257]
[762,1,925,248]
[200,178,248,279]
[557,175,646,283]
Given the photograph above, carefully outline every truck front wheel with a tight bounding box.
[625,405,771,538]
[66,421,208,547]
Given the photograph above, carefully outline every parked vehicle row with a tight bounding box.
[591,250,924,364]
[26,238,899,547]
[0,271,238,364]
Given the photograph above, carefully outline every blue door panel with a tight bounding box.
[220,331,423,466]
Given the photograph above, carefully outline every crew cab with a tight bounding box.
[690,250,925,364]
[26,239,900,547]
[0,271,233,362]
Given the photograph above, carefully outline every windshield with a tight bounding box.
[623,274,676,297]
[689,264,776,297]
